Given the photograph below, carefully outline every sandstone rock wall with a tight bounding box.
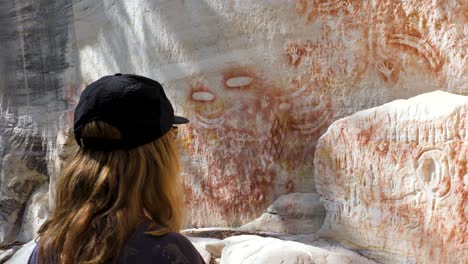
[314,91,468,263]
[68,0,467,227]
[0,0,466,232]
[0,0,78,244]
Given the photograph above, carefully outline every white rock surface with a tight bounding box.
[17,184,49,242]
[267,193,325,218]
[221,235,353,264]
[5,240,36,264]
[314,91,468,264]
[277,235,378,264]
[240,193,325,234]
[240,213,323,235]
[0,249,15,263]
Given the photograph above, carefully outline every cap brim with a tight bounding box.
[174,116,190,124]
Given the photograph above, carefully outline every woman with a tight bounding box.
[28,74,205,264]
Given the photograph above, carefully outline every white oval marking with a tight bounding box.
[192,91,215,101]
[225,76,254,87]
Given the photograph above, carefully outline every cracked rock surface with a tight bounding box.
[315,91,468,264]
[240,192,325,234]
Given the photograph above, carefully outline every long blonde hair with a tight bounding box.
[37,121,184,264]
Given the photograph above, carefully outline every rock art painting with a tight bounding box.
[314,91,468,263]
[178,0,465,226]
[181,62,334,226]
[294,0,456,94]
[1,0,465,235]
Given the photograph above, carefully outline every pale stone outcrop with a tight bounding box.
[17,184,49,242]
[5,240,36,264]
[314,91,468,264]
[240,193,325,234]
[0,0,466,232]
[0,249,15,263]
[0,154,47,245]
[0,0,75,245]
[187,233,377,263]
[220,235,352,264]
[277,235,377,264]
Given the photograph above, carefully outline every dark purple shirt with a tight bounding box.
[28,222,206,264]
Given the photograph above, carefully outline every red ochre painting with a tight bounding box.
[179,0,465,226]
[58,1,464,227]
[181,64,333,226]
[296,0,450,88]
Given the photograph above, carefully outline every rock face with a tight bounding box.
[188,234,378,264]
[0,154,47,245]
[0,249,15,264]
[0,0,77,246]
[68,0,466,226]
[1,0,467,230]
[240,193,325,234]
[314,91,468,264]
[221,235,353,264]
[1,1,467,262]
[17,184,49,242]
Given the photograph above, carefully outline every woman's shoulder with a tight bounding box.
[118,223,205,264]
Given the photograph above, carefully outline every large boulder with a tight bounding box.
[188,233,377,264]
[240,193,325,234]
[314,91,468,263]
[0,0,77,247]
[276,234,377,264]
[220,235,353,264]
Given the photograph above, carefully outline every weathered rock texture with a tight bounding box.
[66,0,467,227]
[0,154,46,245]
[315,91,468,263]
[17,183,49,242]
[0,249,15,264]
[221,235,354,264]
[188,234,377,264]
[0,0,77,245]
[240,193,325,234]
[1,0,466,231]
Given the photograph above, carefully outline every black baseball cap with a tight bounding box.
[74,73,189,151]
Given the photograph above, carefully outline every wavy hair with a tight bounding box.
[36,121,184,264]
